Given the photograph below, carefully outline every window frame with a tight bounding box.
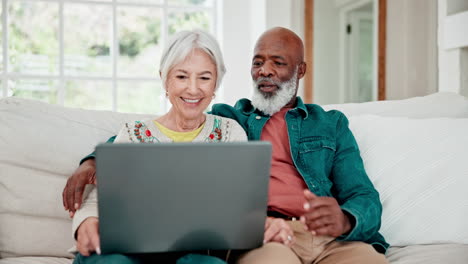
[0,0,219,113]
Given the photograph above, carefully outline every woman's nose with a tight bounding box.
[188,76,199,92]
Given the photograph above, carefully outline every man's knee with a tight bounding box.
[237,242,301,264]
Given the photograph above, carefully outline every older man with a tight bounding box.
[64,27,388,264]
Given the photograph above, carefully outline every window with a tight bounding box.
[0,0,218,113]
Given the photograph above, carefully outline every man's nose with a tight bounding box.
[259,64,273,77]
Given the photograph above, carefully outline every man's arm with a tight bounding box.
[300,113,382,242]
[329,113,382,242]
[62,135,116,215]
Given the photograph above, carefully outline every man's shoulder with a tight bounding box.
[211,102,236,115]
[211,98,253,117]
[304,103,347,122]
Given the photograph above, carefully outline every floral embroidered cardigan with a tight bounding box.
[71,114,247,239]
[115,114,247,143]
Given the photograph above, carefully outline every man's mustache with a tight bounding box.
[255,77,282,89]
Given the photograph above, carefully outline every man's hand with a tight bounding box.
[300,189,352,237]
[62,159,97,217]
[76,217,101,257]
[263,217,295,247]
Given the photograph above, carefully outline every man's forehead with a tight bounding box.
[254,43,290,58]
[256,37,290,50]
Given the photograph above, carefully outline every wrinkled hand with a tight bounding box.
[263,217,295,247]
[62,159,97,217]
[76,217,101,257]
[300,189,352,237]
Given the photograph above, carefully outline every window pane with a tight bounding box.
[9,79,58,103]
[64,80,112,110]
[168,0,214,7]
[64,4,112,76]
[168,10,212,35]
[8,1,59,75]
[117,81,163,114]
[117,7,163,78]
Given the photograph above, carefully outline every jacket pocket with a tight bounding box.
[299,140,336,154]
[298,139,336,195]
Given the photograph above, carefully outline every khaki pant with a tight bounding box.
[237,221,388,264]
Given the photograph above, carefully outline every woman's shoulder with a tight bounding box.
[116,118,159,143]
[206,114,241,128]
[205,114,247,141]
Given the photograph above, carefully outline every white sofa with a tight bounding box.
[1,92,468,264]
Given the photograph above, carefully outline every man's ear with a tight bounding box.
[297,62,307,79]
[159,71,162,78]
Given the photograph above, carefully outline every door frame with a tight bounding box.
[303,0,386,103]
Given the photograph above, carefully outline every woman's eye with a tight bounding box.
[176,75,188,79]
[200,77,211,80]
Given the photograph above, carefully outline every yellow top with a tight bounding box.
[153,120,205,142]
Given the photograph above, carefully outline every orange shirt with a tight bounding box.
[261,108,308,217]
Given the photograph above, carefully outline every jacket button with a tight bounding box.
[255,116,261,120]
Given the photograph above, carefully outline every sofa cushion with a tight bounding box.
[0,97,150,258]
[323,92,468,118]
[349,115,468,246]
[0,257,72,264]
[386,244,468,264]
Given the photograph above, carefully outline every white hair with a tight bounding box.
[251,67,299,116]
[159,30,226,91]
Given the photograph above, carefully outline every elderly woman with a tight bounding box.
[71,30,246,264]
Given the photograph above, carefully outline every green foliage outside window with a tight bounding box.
[4,0,214,114]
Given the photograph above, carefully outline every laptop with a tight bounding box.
[95,142,272,254]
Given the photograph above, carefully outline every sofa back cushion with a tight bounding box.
[0,97,150,258]
[323,92,468,118]
[349,115,468,246]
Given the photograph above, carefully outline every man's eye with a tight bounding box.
[253,61,263,67]
[176,75,188,79]
[275,62,286,66]
[200,77,211,80]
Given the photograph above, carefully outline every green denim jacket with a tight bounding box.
[81,96,388,253]
[210,97,388,253]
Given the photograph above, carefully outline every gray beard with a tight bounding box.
[251,70,298,116]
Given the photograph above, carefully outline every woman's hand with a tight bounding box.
[76,217,101,256]
[263,217,295,247]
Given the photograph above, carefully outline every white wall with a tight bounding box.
[220,0,304,106]
[265,0,305,99]
[438,0,468,97]
[462,48,468,96]
[312,0,341,105]
[446,0,468,15]
[220,0,259,106]
[386,0,438,100]
[258,0,440,104]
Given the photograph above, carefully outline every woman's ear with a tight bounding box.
[159,71,162,78]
